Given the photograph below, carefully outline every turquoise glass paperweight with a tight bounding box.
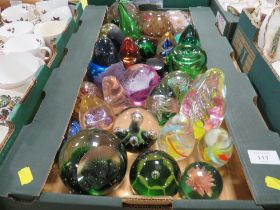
[130,150,181,196]
[179,162,223,199]
[58,129,127,195]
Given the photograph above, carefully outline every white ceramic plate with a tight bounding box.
[0,52,44,89]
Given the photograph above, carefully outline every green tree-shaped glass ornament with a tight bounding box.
[167,44,207,79]
[118,2,141,40]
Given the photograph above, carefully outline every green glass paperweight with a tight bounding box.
[130,150,181,196]
[58,129,127,195]
[167,44,207,79]
[179,24,201,47]
[118,2,141,40]
[179,162,223,199]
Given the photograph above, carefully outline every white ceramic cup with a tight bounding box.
[40,6,72,22]
[2,34,52,61]
[34,21,68,46]
[35,0,69,15]
[1,3,38,24]
[0,21,34,43]
[0,52,44,89]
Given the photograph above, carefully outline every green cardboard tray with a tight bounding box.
[0,5,279,210]
[0,65,51,164]
[232,9,280,134]
[210,0,239,40]
[87,0,209,7]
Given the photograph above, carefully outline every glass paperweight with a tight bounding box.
[74,81,103,117]
[158,113,195,161]
[118,2,141,40]
[140,13,171,41]
[179,162,223,199]
[119,37,140,68]
[93,62,126,89]
[135,37,156,60]
[180,68,226,131]
[102,75,129,115]
[146,71,191,125]
[167,44,207,79]
[79,95,115,131]
[58,129,127,195]
[156,32,176,62]
[130,150,181,196]
[67,120,81,138]
[99,23,119,37]
[88,37,119,83]
[146,58,167,78]
[99,23,125,50]
[179,24,201,47]
[113,107,160,153]
[198,128,233,168]
[123,64,160,106]
[107,0,138,25]
[165,10,192,34]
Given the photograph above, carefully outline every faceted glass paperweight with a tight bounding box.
[123,64,160,106]
[107,0,138,25]
[136,37,156,60]
[179,24,201,47]
[58,129,127,195]
[140,13,171,41]
[119,37,140,68]
[74,81,103,117]
[118,2,141,40]
[179,162,223,199]
[158,113,195,161]
[156,32,176,61]
[130,150,181,196]
[113,107,160,153]
[165,10,192,34]
[167,44,207,79]
[92,62,126,89]
[180,68,226,131]
[102,75,129,115]
[198,128,233,168]
[79,95,115,131]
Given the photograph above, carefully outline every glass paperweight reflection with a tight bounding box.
[113,107,160,153]
[130,150,181,196]
[58,129,127,195]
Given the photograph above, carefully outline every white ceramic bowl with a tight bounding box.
[0,52,44,89]
[35,0,69,15]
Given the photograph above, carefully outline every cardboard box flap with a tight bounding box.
[0,6,106,199]
[190,7,280,207]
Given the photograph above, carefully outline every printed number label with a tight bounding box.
[248,150,280,165]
